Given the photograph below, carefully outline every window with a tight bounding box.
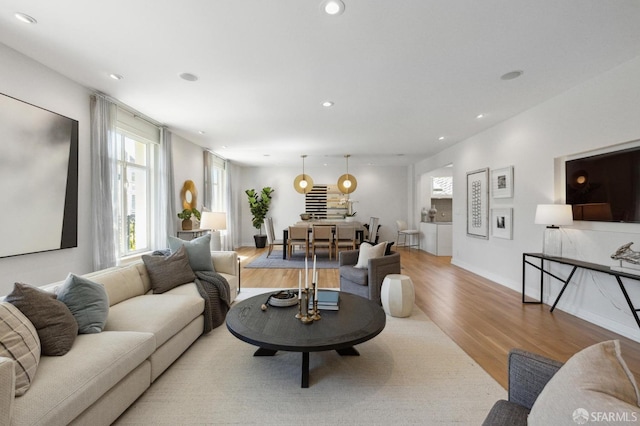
[204,152,227,212]
[115,108,160,257]
[432,176,453,197]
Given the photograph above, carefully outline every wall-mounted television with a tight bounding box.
[565,145,640,223]
[0,93,78,258]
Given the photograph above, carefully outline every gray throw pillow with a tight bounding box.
[6,282,78,356]
[57,274,109,334]
[168,234,214,272]
[142,245,197,293]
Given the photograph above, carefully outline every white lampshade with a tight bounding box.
[200,212,227,231]
[534,204,574,227]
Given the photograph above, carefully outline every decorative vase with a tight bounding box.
[181,219,193,230]
[428,205,437,222]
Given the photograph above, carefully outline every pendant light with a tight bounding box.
[337,154,357,194]
[294,155,314,194]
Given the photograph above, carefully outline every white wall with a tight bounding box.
[0,44,92,295]
[172,133,205,223]
[237,164,410,247]
[414,55,640,341]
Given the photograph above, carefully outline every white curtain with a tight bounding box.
[90,94,118,269]
[225,160,242,250]
[153,128,176,249]
[204,152,236,250]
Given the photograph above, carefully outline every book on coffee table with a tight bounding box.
[308,290,340,311]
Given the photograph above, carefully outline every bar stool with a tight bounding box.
[396,220,419,248]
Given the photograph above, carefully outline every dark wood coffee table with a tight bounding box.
[226,291,386,388]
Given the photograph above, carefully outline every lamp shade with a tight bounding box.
[534,204,574,226]
[294,154,314,194]
[200,212,227,230]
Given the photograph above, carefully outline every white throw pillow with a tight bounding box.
[529,340,640,425]
[355,242,387,269]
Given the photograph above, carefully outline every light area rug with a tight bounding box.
[245,250,338,269]
[115,288,505,425]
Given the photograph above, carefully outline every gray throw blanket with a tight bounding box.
[194,271,231,333]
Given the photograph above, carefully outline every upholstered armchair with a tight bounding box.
[339,249,401,305]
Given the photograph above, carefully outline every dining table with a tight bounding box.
[282,221,364,259]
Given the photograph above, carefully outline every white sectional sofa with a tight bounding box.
[0,251,238,426]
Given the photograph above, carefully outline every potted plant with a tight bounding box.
[245,187,274,248]
[177,208,201,230]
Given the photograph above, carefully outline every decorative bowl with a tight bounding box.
[268,290,299,307]
[300,213,311,221]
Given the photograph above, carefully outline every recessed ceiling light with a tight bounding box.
[109,73,123,80]
[322,0,345,16]
[222,145,228,149]
[15,13,37,24]
[501,70,524,81]
[179,72,198,82]
[198,130,205,135]
[438,136,445,141]
[476,113,485,119]
[322,101,334,107]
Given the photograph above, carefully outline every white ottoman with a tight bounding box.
[381,274,415,317]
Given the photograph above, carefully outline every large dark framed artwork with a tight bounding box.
[466,168,489,239]
[0,93,79,258]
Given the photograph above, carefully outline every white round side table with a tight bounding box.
[380,274,415,317]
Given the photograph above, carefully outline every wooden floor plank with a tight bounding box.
[236,246,640,389]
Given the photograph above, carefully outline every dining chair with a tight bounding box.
[364,217,380,244]
[288,225,309,258]
[396,220,420,248]
[334,225,356,254]
[311,225,334,259]
[265,217,284,257]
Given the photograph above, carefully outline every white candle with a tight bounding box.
[305,257,308,289]
[298,270,302,299]
[315,271,318,299]
[313,255,316,281]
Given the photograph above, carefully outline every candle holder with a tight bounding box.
[297,288,314,324]
[310,281,321,321]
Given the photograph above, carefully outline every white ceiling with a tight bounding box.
[1,1,640,168]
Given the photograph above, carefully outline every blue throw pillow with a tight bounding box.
[57,274,109,334]
[168,234,214,272]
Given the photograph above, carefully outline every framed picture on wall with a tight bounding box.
[491,208,513,240]
[491,166,514,198]
[466,168,489,239]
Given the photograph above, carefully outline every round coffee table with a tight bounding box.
[226,291,386,388]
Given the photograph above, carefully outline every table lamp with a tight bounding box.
[200,212,227,251]
[534,204,574,257]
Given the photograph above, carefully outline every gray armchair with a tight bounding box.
[339,250,401,305]
[482,349,564,425]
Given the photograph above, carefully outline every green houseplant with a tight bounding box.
[245,187,274,248]
[177,208,201,230]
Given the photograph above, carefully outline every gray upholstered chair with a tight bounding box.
[482,349,563,425]
[339,249,401,305]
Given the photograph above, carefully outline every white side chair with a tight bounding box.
[396,220,419,248]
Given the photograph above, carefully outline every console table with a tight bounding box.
[522,253,640,330]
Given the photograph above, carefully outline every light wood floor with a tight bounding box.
[236,246,640,389]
